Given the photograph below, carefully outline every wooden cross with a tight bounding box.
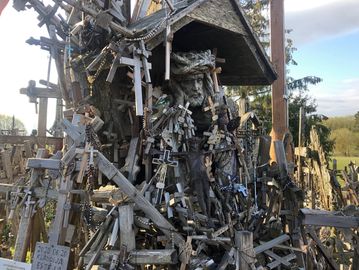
[178,102,192,123]
[20,80,62,140]
[203,125,225,150]
[204,97,219,122]
[107,44,152,116]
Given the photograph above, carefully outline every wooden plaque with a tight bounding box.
[32,243,70,270]
[0,258,31,270]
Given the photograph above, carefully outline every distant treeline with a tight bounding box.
[324,113,359,157]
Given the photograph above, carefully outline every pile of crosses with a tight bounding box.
[3,0,358,269]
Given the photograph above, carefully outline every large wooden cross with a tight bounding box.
[20,80,62,138]
[107,44,152,116]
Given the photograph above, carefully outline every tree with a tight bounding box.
[236,0,334,156]
[0,114,26,135]
[355,111,359,132]
[331,128,357,156]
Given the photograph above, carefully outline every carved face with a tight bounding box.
[179,74,205,107]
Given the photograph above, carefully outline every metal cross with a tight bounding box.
[152,150,179,167]
[152,150,178,204]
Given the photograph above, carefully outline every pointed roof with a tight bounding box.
[130,0,277,86]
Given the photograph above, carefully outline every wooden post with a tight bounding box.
[2,150,13,182]
[38,98,48,137]
[14,149,46,262]
[269,0,289,161]
[118,204,136,252]
[297,106,303,187]
[235,231,255,270]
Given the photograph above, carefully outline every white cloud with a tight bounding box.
[285,0,339,12]
[285,0,359,46]
[314,78,359,116]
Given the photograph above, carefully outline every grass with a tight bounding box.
[330,156,359,171]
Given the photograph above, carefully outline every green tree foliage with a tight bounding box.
[354,111,359,132]
[235,0,334,155]
[324,116,356,131]
[324,114,359,156]
[0,114,26,134]
[330,128,359,156]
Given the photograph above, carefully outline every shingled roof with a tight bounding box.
[130,0,277,86]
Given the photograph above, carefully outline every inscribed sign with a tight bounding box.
[32,242,70,270]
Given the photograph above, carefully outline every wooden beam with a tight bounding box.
[254,234,290,255]
[300,208,359,229]
[20,87,62,99]
[270,0,288,153]
[26,158,61,170]
[235,231,255,270]
[118,204,136,252]
[84,249,178,265]
[96,153,186,251]
[14,149,46,262]
[266,253,296,269]
[0,135,63,146]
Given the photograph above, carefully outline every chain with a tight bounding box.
[125,9,176,42]
[82,201,94,228]
[85,124,102,149]
[87,49,110,90]
[86,162,96,193]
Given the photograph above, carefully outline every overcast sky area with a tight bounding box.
[0,0,358,133]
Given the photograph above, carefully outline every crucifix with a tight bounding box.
[152,150,178,204]
[24,192,36,218]
[204,96,219,122]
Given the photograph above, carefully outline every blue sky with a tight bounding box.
[285,0,359,116]
[0,0,358,133]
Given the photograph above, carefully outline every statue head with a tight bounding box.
[170,50,215,107]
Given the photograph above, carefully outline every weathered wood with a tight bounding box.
[97,153,186,250]
[38,97,48,138]
[235,231,255,270]
[266,252,297,269]
[118,204,136,252]
[84,249,178,265]
[2,150,13,181]
[0,135,63,146]
[307,228,340,270]
[26,158,61,170]
[48,174,73,245]
[20,86,62,99]
[254,234,290,255]
[32,242,70,270]
[0,258,31,269]
[14,149,46,262]
[273,140,288,178]
[299,208,359,229]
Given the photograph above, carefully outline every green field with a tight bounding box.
[330,156,359,170]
